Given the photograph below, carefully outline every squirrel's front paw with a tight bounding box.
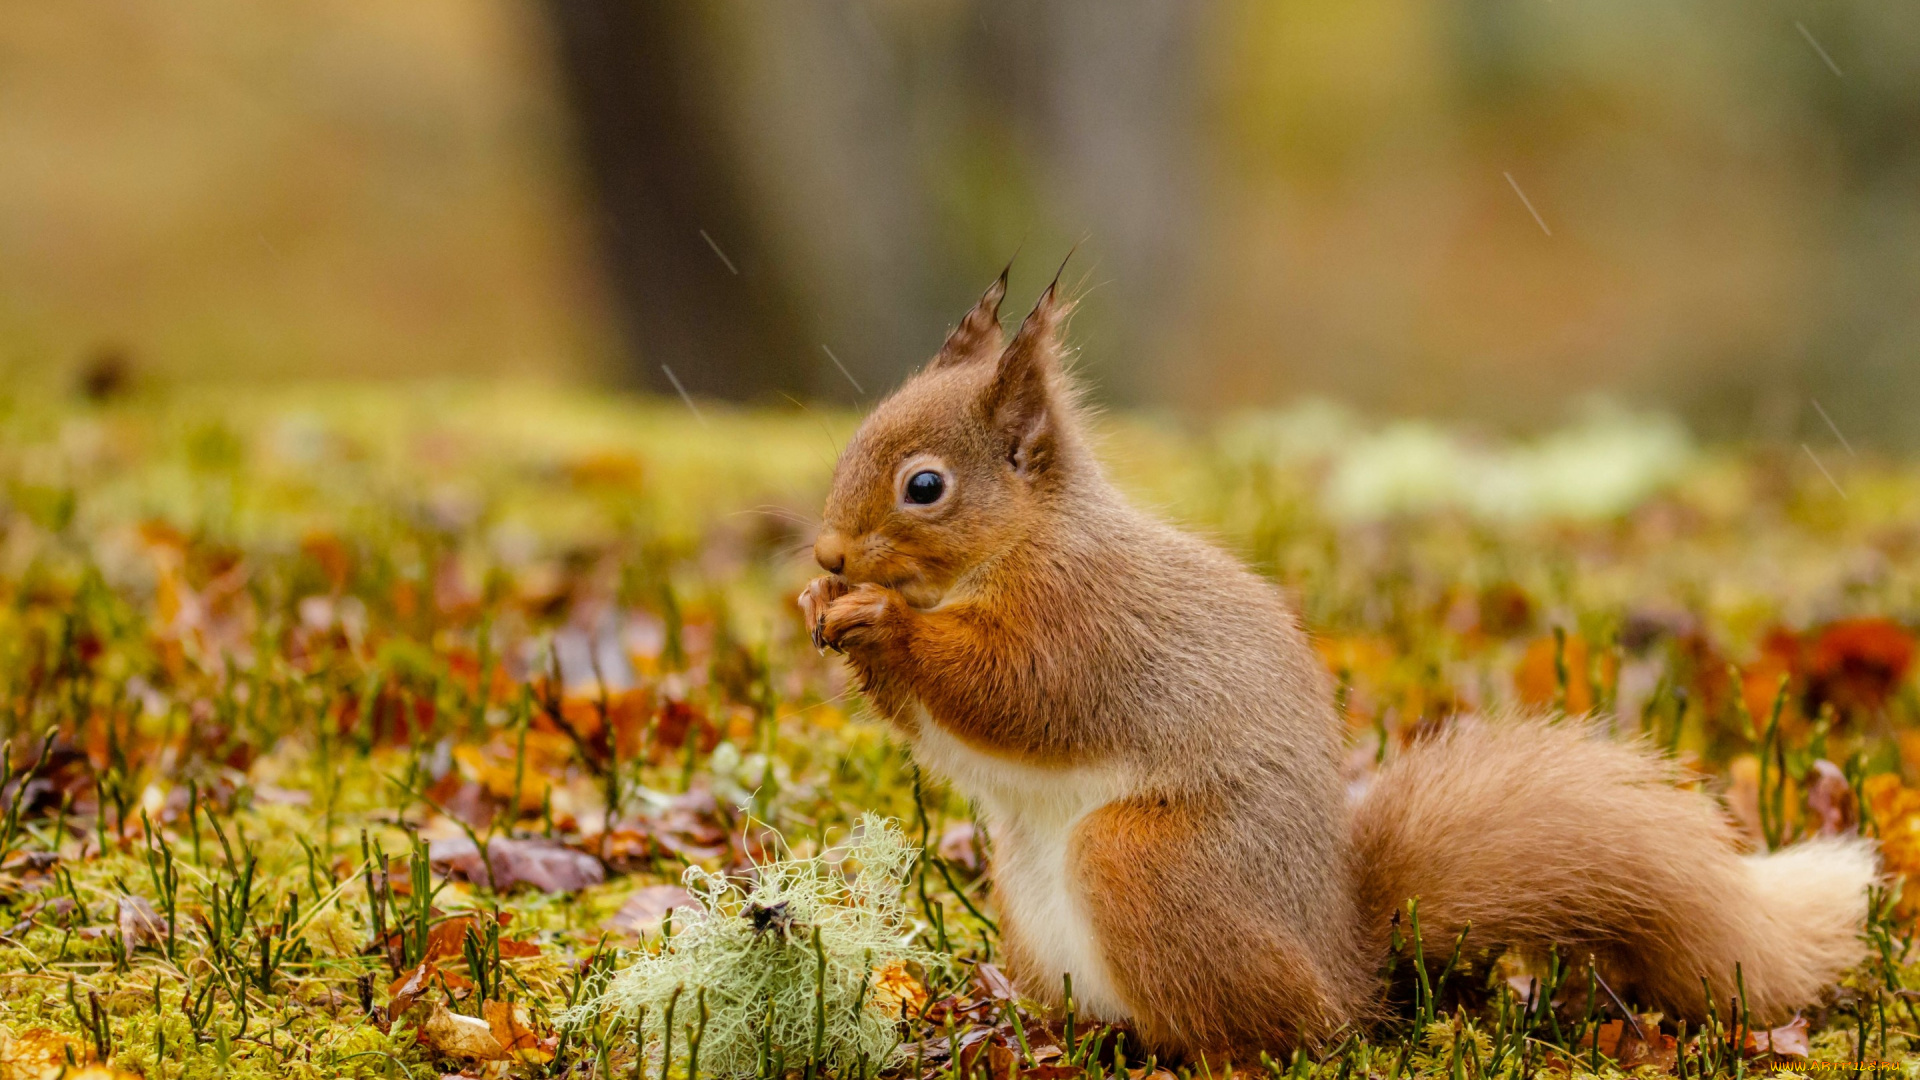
[799,576,850,650]
[820,582,903,652]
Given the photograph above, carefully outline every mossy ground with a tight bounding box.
[0,383,1915,1079]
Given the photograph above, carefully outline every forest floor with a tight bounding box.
[0,382,1915,1079]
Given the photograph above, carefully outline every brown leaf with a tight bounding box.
[938,821,983,874]
[1805,759,1858,837]
[425,919,482,964]
[653,699,718,758]
[989,1041,1018,1080]
[431,835,605,894]
[1745,1015,1810,1059]
[483,999,555,1063]
[117,895,166,950]
[417,1000,507,1061]
[948,1028,1005,1076]
[411,913,540,964]
[1590,1017,1677,1070]
[972,962,1019,1002]
[388,962,436,1020]
[388,961,476,1018]
[601,884,698,938]
[1807,618,1915,715]
[423,774,497,831]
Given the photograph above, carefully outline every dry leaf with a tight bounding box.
[1864,773,1920,919]
[116,896,166,950]
[972,962,1019,1002]
[938,821,983,873]
[1515,633,1612,714]
[870,960,929,1019]
[482,999,554,1063]
[1590,1017,1677,1070]
[1804,759,1857,837]
[387,963,436,1020]
[1806,618,1914,715]
[601,884,697,938]
[431,835,604,894]
[387,962,474,1020]
[417,1001,507,1061]
[406,914,541,965]
[0,1026,85,1078]
[1745,1015,1810,1058]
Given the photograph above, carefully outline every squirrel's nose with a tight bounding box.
[814,532,847,575]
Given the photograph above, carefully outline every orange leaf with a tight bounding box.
[484,999,555,1063]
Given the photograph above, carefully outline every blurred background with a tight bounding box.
[4,0,1918,447]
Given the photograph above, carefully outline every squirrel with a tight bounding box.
[799,270,1877,1063]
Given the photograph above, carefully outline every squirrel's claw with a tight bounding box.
[799,576,849,653]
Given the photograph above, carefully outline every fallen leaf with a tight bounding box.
[1804,759,1857,837]
[1745,1015,1810,1058]
[1807,618,1914,716]
[972,962,1018,1002]
[1515,633,1610,714]
[453,733,573,812]
[431,835,604,894]
[388,962,437,1020]
[653,698,718,759]
[483,999,554,1063]
[417,1000,507,1061]
[1590,1017,1677,1070]
[422,914,541,964]
[938,821,983,873]
[117,895,166,950]
[601,884,697,938]
[602,789,731,865]
[0,1026,86,1077]
[869,960,929,1019]
[1864,773,1920,919]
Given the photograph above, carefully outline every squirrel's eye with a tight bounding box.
[904,470,946,505]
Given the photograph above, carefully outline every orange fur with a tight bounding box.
[1351,716,1875,1025]
[803,274,1877,1063]
[1076,795,1356,1061]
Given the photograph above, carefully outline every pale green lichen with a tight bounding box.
[564,813,939,1078]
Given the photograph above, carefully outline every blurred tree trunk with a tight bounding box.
[540,0,812,400]
[536,0,1201,404]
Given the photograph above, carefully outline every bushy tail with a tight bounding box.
[1350,716,1876,1022]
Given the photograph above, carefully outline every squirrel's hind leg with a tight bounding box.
[1069,794,1353,1066]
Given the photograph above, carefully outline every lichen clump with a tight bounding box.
[567,814,938,1078]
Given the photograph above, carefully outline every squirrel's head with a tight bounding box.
[814,271,1086,608]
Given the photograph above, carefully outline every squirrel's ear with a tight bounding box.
[983,283,1071,477]
[929,269,1008,369]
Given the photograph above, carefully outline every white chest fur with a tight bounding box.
[909,714,1136,1020]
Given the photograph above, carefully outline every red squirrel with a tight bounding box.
[799,272,1875,1062]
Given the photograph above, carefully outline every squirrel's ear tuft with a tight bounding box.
[983,283,1073,477]
[929,269,1008,369]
